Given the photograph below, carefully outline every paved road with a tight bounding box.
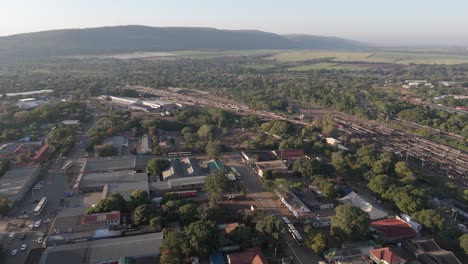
[221,153,322,264]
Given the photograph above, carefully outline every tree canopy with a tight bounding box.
[331,204,371,241]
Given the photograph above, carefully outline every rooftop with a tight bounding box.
[207,159,226,172]
[272,149,305,160]
[371,218,417,242]
[370,247,405,264]
[255,160,288,171]
[226,248,268,264]
[405,238,462,264]
[39,232,164,264]
[0,165,40,202]
[339,191,388,220]
[78,170,148,199]
[82,156,136,173]
[61,120,80,125]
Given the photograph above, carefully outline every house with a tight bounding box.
[402,238,462,264]
[29,144,50,165]
[138,134,152,154]
[255,160,288,177]
[226,248,268,264]
[272,149,305,160]
[371,218,418,243]
[370,247,406,264]
[325,137,349,151]
[82,211,121,226]
[339,191,388,220]
[276,190,311,219]
[325,240,379,262]
[240,150,276,165]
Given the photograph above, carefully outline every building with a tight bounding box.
[325,241,379,262]
[16,99,47,110]
[4,89,53,97]
[255,160,288,177]
[311,216,332,228]
[402,238,462,264]
[109,96,140,106]
[371,218,418,243]
[276,190,311,219]
[0,165,41,206]
[61,120,80,126]
[39,232,163,264]
[226,248,268,264]
[82,211,121,226]
[75,170,149,200]
[29,144,50,165]
[141,99,176,110]
[370,247,406,264]
[138,134,152,154]
[102,135,129,155]
[162,158,207,180]
[150,175,206,195]
[217,223,240,236]
[339,191,388,220]
[207,159,226,173]
[81,156,138,173]
[0,141,42,160]
[272,149,305,160]
[325,137,349,151]
[240,150,276,165]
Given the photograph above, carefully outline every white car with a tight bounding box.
[37,237,43,244]
[10,249,18,256]
[28,224,34,230]
[20,244,27,251]
[34,220,42,228]
[8,232,15,240]
[44,218,51,223]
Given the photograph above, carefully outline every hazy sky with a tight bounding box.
[1,0,468,45]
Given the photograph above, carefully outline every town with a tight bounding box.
[0,84,466,264]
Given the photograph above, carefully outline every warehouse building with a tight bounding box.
[0,165,41,206]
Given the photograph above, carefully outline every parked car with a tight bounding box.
[10,249,18,256]
[20,244,27,251]
[28,224,34,230]
[34,220,42,228]
[44,218,51,223]
[37,237,43,244]
[8,232,15,240]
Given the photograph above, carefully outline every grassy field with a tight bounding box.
[268,50,468,65]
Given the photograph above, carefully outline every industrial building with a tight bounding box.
[150,175,206,195]
[39,232,163,264]
[81,156,138,173]
[161,157,207,180]
[0,165,41,206]
[75,170,149,200]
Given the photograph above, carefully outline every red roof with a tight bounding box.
[371,218,417,242]
[32,144,49,161]
[81,211,120,224]
[227,248,268,264]
[273,149,305,160]
[370,247,405,264]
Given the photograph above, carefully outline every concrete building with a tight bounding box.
[0,165,41,206]
[226,248,268,264]
[16,99,47,110]
[339,191,388,220]
[138,134,152,154]
[370,247,406,264]
[39,232,163,264]
[162,157,207,180]
[109,96,140,105]
[102,135,128,155]
[75,170,148,200]
[0,141,42,160]
[4,89,53,97]
[141,99,176,110]
[81,156,138,173]
[255,160,288,177]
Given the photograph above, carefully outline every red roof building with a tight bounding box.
[226,248,268,264]
[30,144,50,164]
[81,211,121,226]
[370,247,406,264]
[273,149,305,160]
[371,218,418,243]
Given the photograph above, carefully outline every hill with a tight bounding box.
[0,25,364,59]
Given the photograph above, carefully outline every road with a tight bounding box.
[221,153,322,264]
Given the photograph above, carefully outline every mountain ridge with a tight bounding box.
[0,25,366,59]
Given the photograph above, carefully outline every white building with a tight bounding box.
[109,96,140,105]
[141,99,175,110]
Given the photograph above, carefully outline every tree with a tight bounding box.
[0,198,10,215]
[150,216,162,229]
[96,144,118,157]
[391,186,429,214]
[185,220,218,256]
[87,192,127,214]
[160,249,182,264]
[255,214,285,241]
[197,124,215,142]
[130,189,149,208]
[230,225,254,249]
[205,139,222,158]
[368,175,396,197]
[331,204,371,241]
[161,232,192,257]
[178,203,200,225]
[306,231,327,254]
[134,204,154,226]
[395,161,416,182]
[412,209,445,231]
[331,151,348,172]
[460,234,468,254]
[203,170,228,207]
[293,157,321,178]
[146,158,170,177]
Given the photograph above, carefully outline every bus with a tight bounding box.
[33,197,48,216]
[283,217,303,246]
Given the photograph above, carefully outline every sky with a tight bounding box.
[1,0,468,46]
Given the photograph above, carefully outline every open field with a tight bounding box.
[288,62,370,71]
[268,50,468,65]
